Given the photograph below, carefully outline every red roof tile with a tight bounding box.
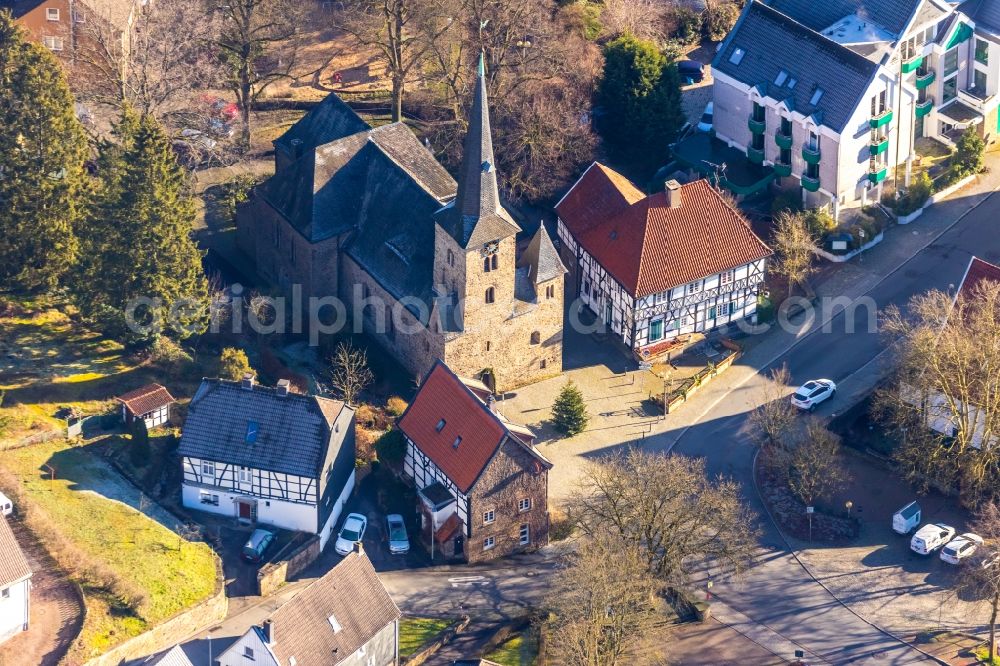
[555,162,644,236]
[958,256,1000,301]
[116,383,175,417]
[559,167,772,298]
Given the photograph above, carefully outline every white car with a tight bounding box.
[791,379,837,412]
[697,101,714,133]
[910,523,956,555]
[334,513,368,556]
[941,533,984,564]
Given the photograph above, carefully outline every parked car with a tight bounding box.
[334,513,368,556]
[791,379,837,412]
[697,101,714,133]
[0,491,12,516]
[677,59,705,84]
[386,514,410,555]
[241,528,275,563]
[941,533,984,564]
[910,523,956,555]
[892,501,921,534]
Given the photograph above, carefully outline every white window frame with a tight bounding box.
[238,468,252,484]
[43,36,64,51]
[199,492,219,506]
[483,510,495,525]
[201,461,215,477]
[243,646,255,659]
[687,281,703,295]
[519,524,530,545]
[484,536,495,550]
[719,270,734,286]
[518,498,531,512]
[46,7,60,21]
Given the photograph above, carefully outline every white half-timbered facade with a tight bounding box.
[403,442,471,532]
[556,166,772,355]
[178,376,356,551]
[0,517,31,646]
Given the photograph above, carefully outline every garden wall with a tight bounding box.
[257,534,321,596]
[815,232,884,263]
[896,173,978,224]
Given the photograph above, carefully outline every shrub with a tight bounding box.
[953,127,985,178]
[386,396,408,418]
[802,208,836,237]
[549,508,575,541]
[356,427,377,463]
[552,380,589,436]
[894,172,932,215]
[220,173,262,223]
[703,2,740,41]
[375,428,406,464]
[668,6,703,44]
[149,337,192,376]
[129,420,151,467]
[219,347,254,381]
[354,404,377,429]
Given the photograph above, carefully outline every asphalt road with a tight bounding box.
[671,190,1000,664]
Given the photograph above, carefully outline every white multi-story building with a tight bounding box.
[708,0,998,219]
[556,165,772,355]
[178,376,356,551]
[0,516,31,646]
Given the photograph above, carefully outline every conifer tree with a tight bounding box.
[76,110,208,342]
[552,380,589,436]
[0,11,89,292]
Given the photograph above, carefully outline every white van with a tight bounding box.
[0,491,12,516]
[892,501,921,534]
[910,523,955,555]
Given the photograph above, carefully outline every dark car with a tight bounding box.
[241,528,275,563]
[677,60,705,84]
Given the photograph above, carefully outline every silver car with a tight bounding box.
[386,514,410,554]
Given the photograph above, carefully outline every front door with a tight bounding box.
[454,536,464,555]
[237,501,252,521]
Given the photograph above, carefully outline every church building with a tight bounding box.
[236,56,566,392]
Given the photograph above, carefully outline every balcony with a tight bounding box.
[774,131,793,149]
[868,164,888,183]
[870,108,894,129]
[870,133,889,156]
[773,161,792,177]
[902,55,924,74]
[802,145,821,164]
[915,69,936,89]
[801,173,821,192]
[916,98,934,118]
[747,145,765,164]
[748,116,766,134]
[958,86,994,112]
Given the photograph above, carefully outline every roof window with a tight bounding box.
[729,47,746,65]
[452,436,462,449]
[809,87,824,105]
[245,421,259,444]
[436,419,446,432]
[328,614,342,633]
[787,78,797,90]
[774,70,788,86]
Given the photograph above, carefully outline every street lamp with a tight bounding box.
[845,500,854,519]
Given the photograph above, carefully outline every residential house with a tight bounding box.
[398,360,551,563]
[235,55,566,393]
[138,645,195,666]
[0,516,31,646]
[116,383,175,429]
[556,167,772,356]
[217,547,401,666]
[706,0,987,218]
[178,376,355,551]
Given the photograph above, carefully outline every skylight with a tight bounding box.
[452,436,462,449]
[729,47,745,65]
[787,78,797,90]
[775,70,788,86]
[328,614,342,633]
[809,88,824,105]
[245,421,259,444]
[436,419,446,432]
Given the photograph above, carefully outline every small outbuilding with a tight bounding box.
[116,384,176,429]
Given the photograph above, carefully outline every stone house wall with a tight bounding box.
[465,436,548,563]
[256,534,321,597]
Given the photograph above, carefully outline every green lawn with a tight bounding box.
[0,439,219,659]
[399,617,454,658]
[486,631,540,666]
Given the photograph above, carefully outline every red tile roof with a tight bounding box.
[958,256,1000,301]
[555,162,644,236]
[398,361,547,494]
[559,166,772,298]
[116,383,176,417]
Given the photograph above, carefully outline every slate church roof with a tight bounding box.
[178,378,350,478]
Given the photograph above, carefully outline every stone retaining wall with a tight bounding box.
[257,534,321,597]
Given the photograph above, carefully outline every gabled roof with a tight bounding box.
[961,0,1000,35]
[116,383,175,417]
[762,0,921,35]
[435,54,520,249]
[560,168,772,299]
[398,361,548,494]
[957,256,1000,301]
[555,162,644,235]
[274,93,371,156]
[141,645,195,666]
[267,549,401,666]
[178,379,350,478]
[714,1,881,132]
[517,224,566,286]
[0,516,31,589]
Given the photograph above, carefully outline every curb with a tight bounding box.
[750,447,948,666]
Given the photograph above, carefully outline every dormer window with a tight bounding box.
[436,419,446,432]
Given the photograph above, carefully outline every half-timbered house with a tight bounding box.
[398,360,551,563]
[178,376,355,551]
[556,165,772,356]
[116,383,175,429]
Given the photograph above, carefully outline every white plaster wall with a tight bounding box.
[318,469,355,551]
[182,485,319,534]
[0,578,29,644]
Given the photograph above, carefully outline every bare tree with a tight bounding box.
[544,531,662,666]
[778,419,849,507]
[878,280,1000,505]
[747,364,797,449]
[211,0,304,149]
[956,502,1000,661]
[599,0,667,42]
[770,211,820,297]
[329,341,374,406]
[77,0,222,121]
[572,449,759,585]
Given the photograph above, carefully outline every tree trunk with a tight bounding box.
[391,75,404,122]
[990,591,998,660]
[240,70,252,151]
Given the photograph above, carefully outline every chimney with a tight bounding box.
[241,373,255,390]
[353,541,364,556]
[665,180,682,209]
[290,138,304,159]
[262,619,274,646]
[486,393,497,413]
[276,379,290,397]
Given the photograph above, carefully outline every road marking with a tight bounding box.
[448,575,488,587]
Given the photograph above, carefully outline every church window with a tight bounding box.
[484,254,498,272]
[530,331,540,344]
[485,287,495,304]
[485,341,492,352]
[545,285,555,299]
[447,249,455,267]
[540,359,547,369]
